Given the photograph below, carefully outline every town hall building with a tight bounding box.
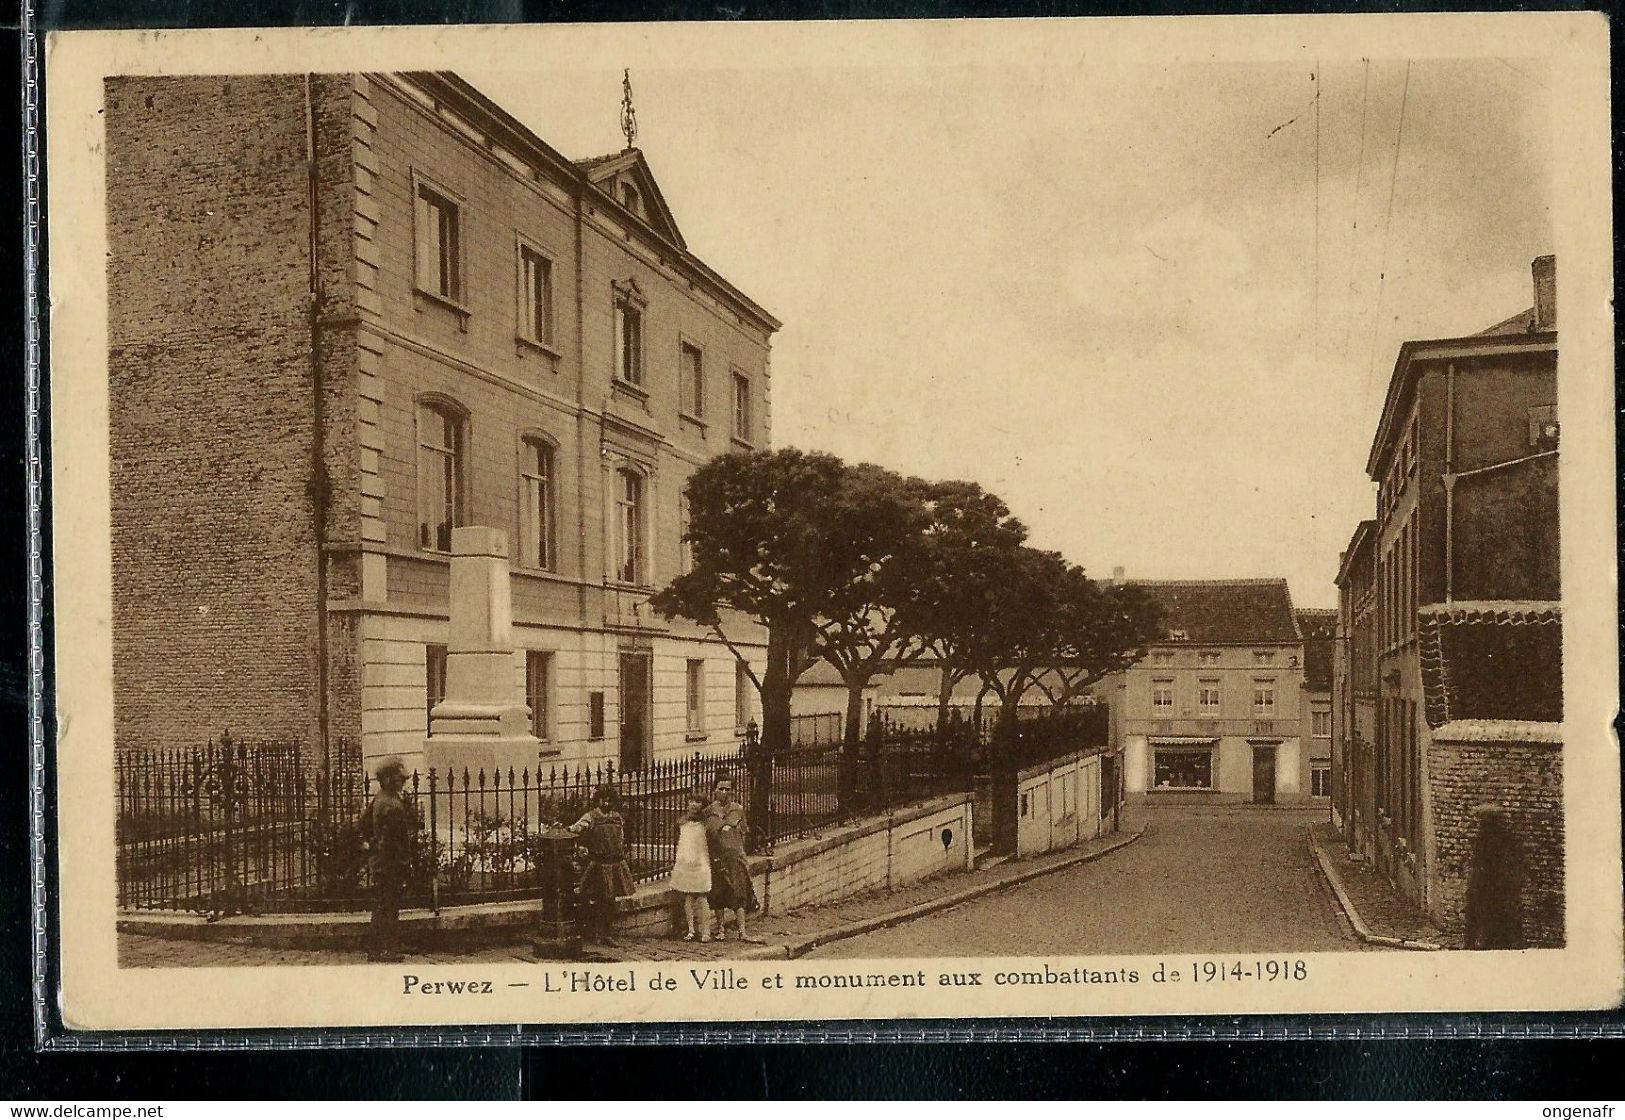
[106,72,778,774]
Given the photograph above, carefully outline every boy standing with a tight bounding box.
[360,756,413,963]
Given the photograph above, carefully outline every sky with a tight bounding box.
[477,51,1552,609]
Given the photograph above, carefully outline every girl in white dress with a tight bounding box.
[671,794,713,941]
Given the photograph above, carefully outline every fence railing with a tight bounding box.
[116,706,1108,915]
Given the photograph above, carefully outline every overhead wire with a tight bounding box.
[1342,58,1370,355]
[1364,59,1412,400]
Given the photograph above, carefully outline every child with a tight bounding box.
[568,784,636,945]
[359,756,413,963]
[705,776,758,942]
[670,794,713,941]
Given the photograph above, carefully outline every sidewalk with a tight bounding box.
[120,824,1143,968]
[1308,822,1445,949]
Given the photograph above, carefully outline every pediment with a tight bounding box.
[576,149,686,250]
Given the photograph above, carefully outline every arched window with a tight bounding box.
[519,437,556,571]
[416,399,465,552]
[613,467,645,585]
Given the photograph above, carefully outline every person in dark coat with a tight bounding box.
[1463,804,1527,950]
[359,756,414,962]
[705,776,759,941]
[568,784,636,945]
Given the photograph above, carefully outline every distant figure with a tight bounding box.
[360,756,414,963]
[568,784,636,945]
[706,776,759,941]
[1464,804,1527,950]
[670,793,713,942]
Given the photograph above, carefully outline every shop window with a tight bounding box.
[1153,748,1212,790]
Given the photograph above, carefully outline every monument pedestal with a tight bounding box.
[424,526,542,778]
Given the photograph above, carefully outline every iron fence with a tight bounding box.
[115,705,1109,915]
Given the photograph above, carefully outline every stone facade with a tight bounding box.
[106,72,779,772]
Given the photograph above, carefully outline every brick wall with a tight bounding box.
[1427,737,1564,947]
[106,75,356,751]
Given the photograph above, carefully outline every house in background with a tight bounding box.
[1105,579,1311,804]
[1296,608,1337,801]
[106,72,778,774]
[1330,255,1562,946]
[1332,520,1378,839]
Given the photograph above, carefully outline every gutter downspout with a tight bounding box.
[305,74,331,772]
[1442,362,1455,604]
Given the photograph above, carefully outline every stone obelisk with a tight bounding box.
[424,526,540,777]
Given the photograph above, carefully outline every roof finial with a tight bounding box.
[620,69,637,151]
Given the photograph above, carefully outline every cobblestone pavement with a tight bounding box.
[808,803,1366,958]
[119,823,1138,969]
[1310,821,1447,946]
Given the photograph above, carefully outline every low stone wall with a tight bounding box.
[1015,749,1112,859]
[1426,726,1564,947]
[618,792,974,937]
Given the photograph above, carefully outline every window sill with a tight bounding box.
[685,731,709,743]
[514,562,561,578]
[608,579,654,593]
[613,378,650,402]
[414,286,471,325]
[516,334,563,362]
[730,435,755,451]
[679,411,708,431]
[1149,786,1217,794]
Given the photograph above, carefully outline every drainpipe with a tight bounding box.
[1442,362,1455,603]
[304,74,332,772]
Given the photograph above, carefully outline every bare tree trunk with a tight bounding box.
[752,624,796,833]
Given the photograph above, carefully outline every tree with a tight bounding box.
[885,480,1029,733]
[955,551,1163,735]
[650,450,921,799]
[804,463,937,798]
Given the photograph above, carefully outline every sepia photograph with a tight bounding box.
[44,15,1618,1031]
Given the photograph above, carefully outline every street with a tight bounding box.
[808,802,1364,958]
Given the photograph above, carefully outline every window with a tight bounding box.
[731,372,751,442]
[613,468,645,585]
[735,662,753,729]
[414,181,462,303]
[686,660,706,733]
[1197,650,1221,665]
[526,650,552,741]
[1153,748,1212,790]
[1312,709,1331,737]
[518,244,553,346]
[620,182,641,215]
[1311,766,1332,798]
[416,400,465,552]
[1253,679,1276,717]
[680,342,704,418]
[425,644,448,731]
[1152,679,1174,713]
[614,290,644,387]
[1151,650,1175,665]
[518,437,556,571]
[588,691,606,740]
[1198,679,1221,713]
[1252,650,1276,665]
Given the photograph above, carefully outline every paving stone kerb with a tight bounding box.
[1308,824,1442,951]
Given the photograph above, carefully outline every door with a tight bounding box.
[618,652,650,771]
[1251,744,1277,804]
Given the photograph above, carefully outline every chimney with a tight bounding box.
[1532,255,1556,331]
[1111,566,1125,586]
